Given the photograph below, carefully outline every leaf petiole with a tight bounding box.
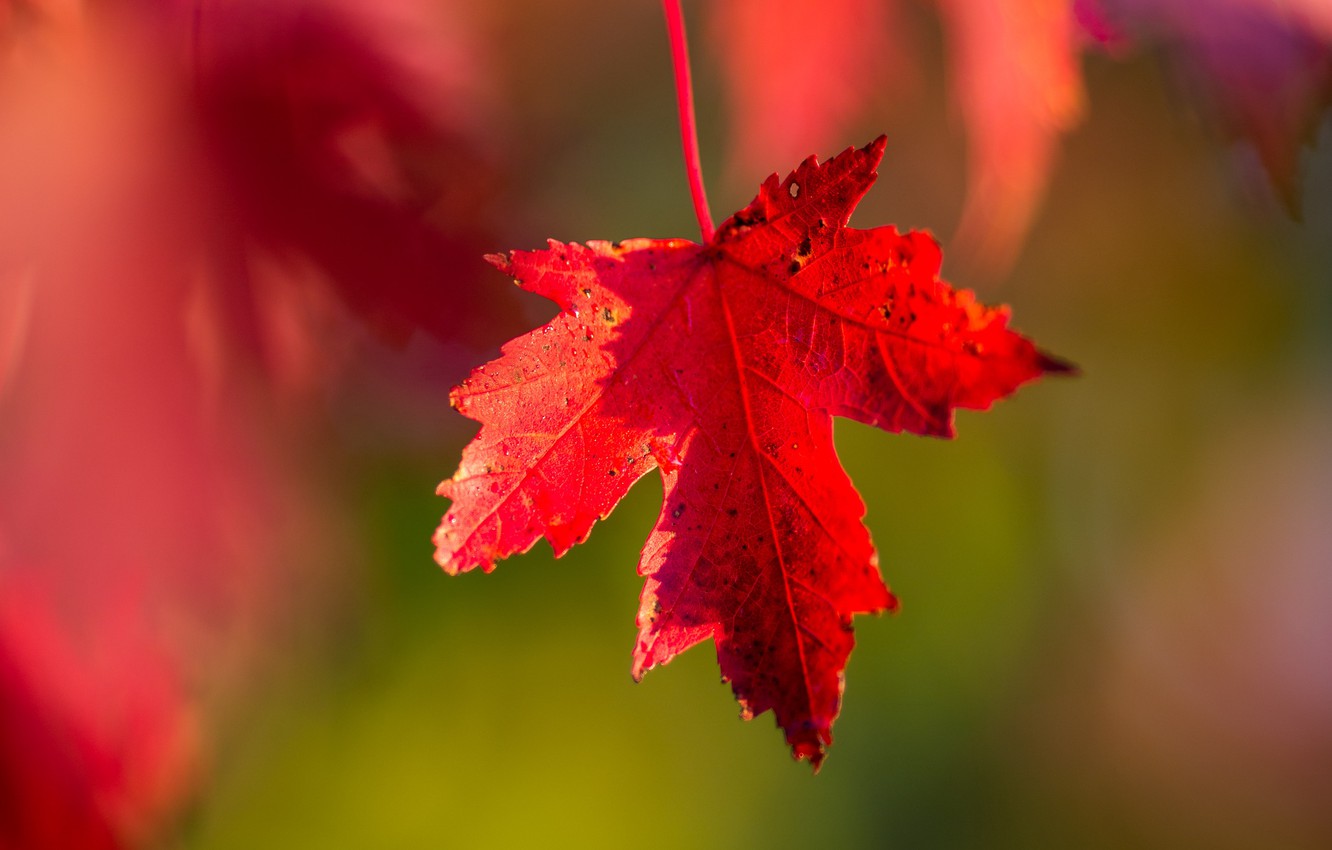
[662,0,715,243]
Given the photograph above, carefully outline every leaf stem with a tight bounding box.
[662,0,715,243]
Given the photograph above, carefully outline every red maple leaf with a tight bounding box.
[434,137,1070,768]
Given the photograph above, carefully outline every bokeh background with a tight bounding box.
[2,1,1329,848]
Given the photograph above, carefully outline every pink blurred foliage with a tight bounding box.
[708,0,915,180]
[1079,0,1332,210]
[709,0,1331,273]
[936,0,1086,274]
[0,0,502,845]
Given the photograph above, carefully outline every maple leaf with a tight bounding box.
[708,0,1087,276]
[435,138,1070,768]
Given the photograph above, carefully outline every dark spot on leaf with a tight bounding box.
[608,469,617,477]
[789,261,801,274]
[672,503,686,519]
[602,307,616,324]
[798,238,812,258]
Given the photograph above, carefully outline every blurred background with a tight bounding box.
[1,1,1329,848]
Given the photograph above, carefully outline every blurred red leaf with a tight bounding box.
[0,577,200,850]
[0,83,312,838]
[0,0,504,844]
[709,0,912,177]
[188,0,519,350]
[435,138,1069,767]
[937,0,1087,273]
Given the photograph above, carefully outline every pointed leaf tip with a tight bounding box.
[1038,350,1080,376]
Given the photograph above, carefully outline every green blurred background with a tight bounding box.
[185,3,1331,847]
